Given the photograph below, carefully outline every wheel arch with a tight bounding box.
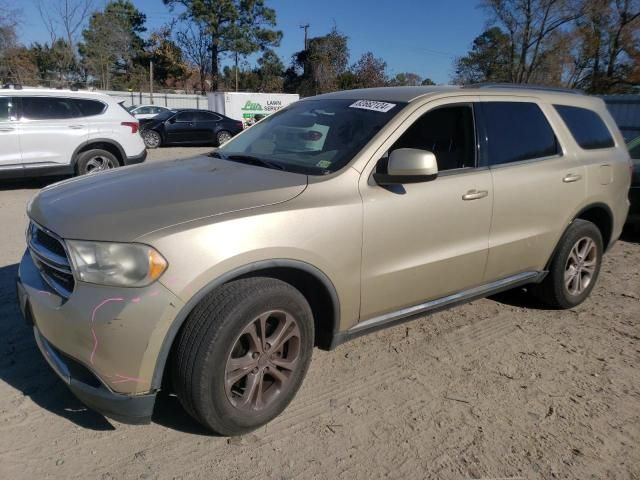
[72,139,126,170]
[546,202,615,270]
[150,259,341,390]
[574,203,614,251]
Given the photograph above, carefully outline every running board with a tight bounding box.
[329,271,546,349]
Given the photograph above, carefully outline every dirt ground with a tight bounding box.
[1,147,639,479]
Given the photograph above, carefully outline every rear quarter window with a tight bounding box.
[554,105,615,150]
[73,99,106,117]
[480,101,559,166]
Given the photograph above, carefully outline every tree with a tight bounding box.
[146,25,187,88]
[351,52,387,88]
[175,19,212,94]
[36,0,93,81]
[163,0,282,91]
[79,0,147,89]
[255,49,285,91]
[453,27,512,84]
[389,72,423,86]
[293,28,349,95]
[566,0,640,93]
[421,78,436,85]
[480,0,583,84]
[0,3,38,84]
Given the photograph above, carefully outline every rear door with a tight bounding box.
[0,96,22,170]
[18,96,89,168]
[477,98,585,281]
[194,111,222,143]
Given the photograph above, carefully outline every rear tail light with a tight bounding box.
[121,121,139,134]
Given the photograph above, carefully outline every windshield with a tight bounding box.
[217,99,406,175]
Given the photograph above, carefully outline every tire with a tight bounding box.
[216,130,232,146]
[76,149,120,175]
[172,277,314,436]
[534,219,603,309]
[143,130,162,149]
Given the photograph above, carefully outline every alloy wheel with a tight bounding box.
[85,155,117,174]
[224,310,301,411]
[564,236,598,296]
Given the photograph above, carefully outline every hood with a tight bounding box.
[28,155,308,242]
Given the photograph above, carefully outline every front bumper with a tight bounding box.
[17,250,184,423]
[32,323,156,424]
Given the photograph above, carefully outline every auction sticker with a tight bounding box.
[349,100,396,113]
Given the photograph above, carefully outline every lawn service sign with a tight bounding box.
[208,92,300,123]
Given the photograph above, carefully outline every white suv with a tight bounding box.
[0,88,146,178]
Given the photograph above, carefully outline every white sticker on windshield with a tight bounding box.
[349,100,396,113]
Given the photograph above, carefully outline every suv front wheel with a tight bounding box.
[535,219,603,309]
[171,277,314,436]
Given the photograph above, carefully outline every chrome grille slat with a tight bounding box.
[27,222,75,298]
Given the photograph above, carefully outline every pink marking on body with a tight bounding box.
[148,291,160,297]
[37,289,52,296]
[131,297,141,303]
[89,297,124,365]
[90,328,99,364]
[112,373,143,384]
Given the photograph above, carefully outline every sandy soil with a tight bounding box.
[1,147,639,479]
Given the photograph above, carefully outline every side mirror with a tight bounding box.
[374,148,438,185]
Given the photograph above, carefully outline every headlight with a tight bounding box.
[66,240,167,287]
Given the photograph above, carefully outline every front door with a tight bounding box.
[166,111,197,143]
[359,100,493,320]
[0,96,22,170]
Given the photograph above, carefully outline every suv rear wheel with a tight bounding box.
[172,277,314,436]
[76,149,119,175]
[534,219,603,309]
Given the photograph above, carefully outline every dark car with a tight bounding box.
[141,109,243,148]
[627,136,640,224]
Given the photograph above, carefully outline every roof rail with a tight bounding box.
[464,83,584,95]
[2,83,22,90]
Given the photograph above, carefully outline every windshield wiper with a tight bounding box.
[220,153,286,171]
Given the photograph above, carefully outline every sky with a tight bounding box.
[16,0,488,84]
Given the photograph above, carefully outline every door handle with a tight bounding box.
[462,189,489,201]
[563,173,582,183]
[68,125,85,130]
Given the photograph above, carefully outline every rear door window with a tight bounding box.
[195,111,221,122]
[21,97,80,120]
[480,102,559,166]
[554,105,615,150]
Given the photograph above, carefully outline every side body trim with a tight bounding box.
[329,271,546,349]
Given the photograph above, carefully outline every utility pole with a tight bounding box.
[300,23,310,50]
[235,51,239,92]
[149,60,154,105]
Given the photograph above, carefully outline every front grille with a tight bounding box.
[27,222,75,298]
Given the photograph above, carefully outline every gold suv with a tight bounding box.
[17,86,631,435]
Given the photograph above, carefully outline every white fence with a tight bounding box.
[102,90,209,110]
